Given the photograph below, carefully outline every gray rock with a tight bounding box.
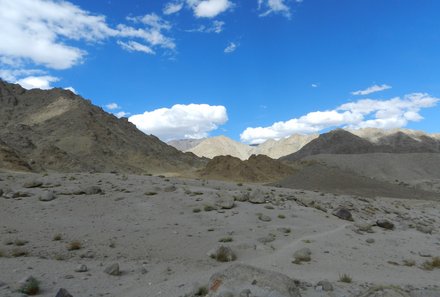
[248,189,267,204]
[239,289,252,297]
[84,186,102,195]
[293,248,312,263]
[207,264,301,297]
[332,207,353,221]
[104,263,120,276]
[208,246,237,262]
[55,288,73,297]
[316,280,333,292]
[163,185,177,192]
[258,233,276,244]
[0,188,3,197]
[74,264,88,272]
[258,214,272,222]
[376,219,395,230]
[366,238,375,244]
[416,224,434,234]
[358,286,410,297]
[23,180,43,188]
[39,191,56,202]
[215,193,235,209]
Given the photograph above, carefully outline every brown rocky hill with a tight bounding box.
[198,154,296,182]
[0,80,204,173]
[282,129,440,161]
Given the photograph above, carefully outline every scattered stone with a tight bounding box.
[332,207,353,221]
[215,193,235,209]
[376,219,395,230]
[366,238,375,244]
[80,250,95,259]
[163,185,177,192]
[418,250,432,257]
[104,263,120,276]
[355,222,374,233]
[257,214,272,222]
[74,264,88,272]
[0,188,3,197]
[39,191,56,202]
[84,186,102,195]
[293,247,312,263]
[316,280,333,292]
[257,233,276,244]
[358,286,410,297]
[207,264,301,297]
[55,288,73,297]
[208,246,237,262]
[239,289,252,297]
[23,180,43,188]
[416,225,434,234]
[64,275,74,279]
[248,189,267,204]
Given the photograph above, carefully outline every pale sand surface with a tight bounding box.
[0,172,439,297]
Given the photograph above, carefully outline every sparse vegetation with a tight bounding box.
[218,236,233,243]
[194,286,208,296]
[203,205,216,212]
[67,240,82,251]
[14,239,28,246]
[53,233,62,241]
[18,277,40,295]
[422,257,440,270]
[193,208,201,213]
[339,273,352,283]
[210,246,236,262]
[278,214,286,219]
[11,248,28,257]
[144,191,158,196]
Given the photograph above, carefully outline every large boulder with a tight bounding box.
[207,264,301,297]
[215,192,235,209]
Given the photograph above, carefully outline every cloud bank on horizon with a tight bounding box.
[240,93,439,144]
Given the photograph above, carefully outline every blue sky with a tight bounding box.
[1,0,440,144]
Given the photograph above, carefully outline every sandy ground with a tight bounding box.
[0,172,439,297]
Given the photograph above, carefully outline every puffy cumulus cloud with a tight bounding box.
[0,0,175,71]
[163,1,184,15]
[129,104,228,141]
[187,0,233,18]
[16,76,60,90]
[115,111,130,118]
[240,93,439,144]
[258,0,291,18]
[224,42,238,53]
[351,84,392,96]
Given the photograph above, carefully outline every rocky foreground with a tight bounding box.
[0,172,439,297]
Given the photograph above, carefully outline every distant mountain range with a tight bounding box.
[169,128,440,161]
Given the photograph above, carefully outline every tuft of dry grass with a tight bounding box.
[53,233,62,241]
[422,257,440,270]
[67,240,82,251]
[18,277,40,295]
[339,273,352,283]
[218,236,233,243]
[11,248,28,257]
[403,259,416,267]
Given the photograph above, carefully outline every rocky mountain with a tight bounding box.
[167,138,205,151]
[255,134,318,159]
[199,154,296,182]
[188,135,253,160]
[0,80,204,173]
[282,129,440,161]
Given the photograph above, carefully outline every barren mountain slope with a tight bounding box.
[188,135,253,160]
[0,80,204,174]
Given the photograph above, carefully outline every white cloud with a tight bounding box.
[0,69,46,82]
[129,103,228,141]
[115,111,130,118]
[240,93,439,144]
[64,87,77,94]
[0,0,175,71]
[351,84,392,96]
[163,1,184,15]
[224,42,238,53]
[186,20,225,33]
[117,41,155,54]
[188,0,233,18]
[16,75,60,90]
[311,83,318,88]
[106,103,121,110]
[259,0,291,18]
